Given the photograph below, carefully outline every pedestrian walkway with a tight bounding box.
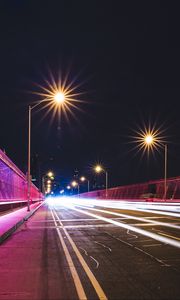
[0,201,43,244]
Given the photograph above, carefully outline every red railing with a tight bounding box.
[78,177,180,201]
[0,149,42,202]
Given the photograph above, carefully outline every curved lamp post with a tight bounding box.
[27,92,65,211]
[94,165,108,198]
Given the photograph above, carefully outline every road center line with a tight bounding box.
[50,209,87,300]
[53,209,108,300]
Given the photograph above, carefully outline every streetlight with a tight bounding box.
[143,133,167,199]
[42,172,54,196]
[71,180,79,196]
[80,176,90,192]
[47,171,54,178]
[27,92,65,211]
[94,165,108,198]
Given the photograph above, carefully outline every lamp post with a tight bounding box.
[41,172,54,195]
[71,180,79,196]
[164,143,167,199]
[80,176,90,192]
[144,134,167,200]
[94,165,108,198]
[27,92,66,211]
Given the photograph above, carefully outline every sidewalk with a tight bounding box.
[0,201,43,244]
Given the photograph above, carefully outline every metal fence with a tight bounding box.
[79,177,180,200]
[0,149,42,202]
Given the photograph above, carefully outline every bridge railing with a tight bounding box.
[0,149,42,202]
[78,176,180,201]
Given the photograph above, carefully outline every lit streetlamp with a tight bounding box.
[94,165,108,198]
[80,176,90,192]
[71,180,79,196]
[42,172,54,195]
[47,171,54,178]
[143,133,167,199]
[27,93,65,211]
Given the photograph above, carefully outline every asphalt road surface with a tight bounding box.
[0,198,180,300]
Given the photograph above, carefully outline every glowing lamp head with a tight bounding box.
[80,176,85,182]
[144,134,154,145]
[54,91,65,104]
[95,165,102,173]
[71,180,78,187]
[47,171,53,177]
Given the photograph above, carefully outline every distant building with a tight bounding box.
[73,168,79,179]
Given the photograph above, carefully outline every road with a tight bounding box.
[0,197,180,300]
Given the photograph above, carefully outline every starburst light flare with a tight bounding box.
[31,70,85,125]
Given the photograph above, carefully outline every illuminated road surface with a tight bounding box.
[0,197,180,300]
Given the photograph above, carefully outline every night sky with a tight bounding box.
[1,1,180,190]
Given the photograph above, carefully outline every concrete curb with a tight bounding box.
[0,201,44,245]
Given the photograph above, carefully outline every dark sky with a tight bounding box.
[1,1,180,189]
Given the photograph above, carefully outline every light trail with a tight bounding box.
[60,204,180,249]
[49,197,180,230]
[69,203,180,230]
[60,197,180,217]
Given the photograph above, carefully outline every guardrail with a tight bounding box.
[0,149,42,202]
[78,176,180,201]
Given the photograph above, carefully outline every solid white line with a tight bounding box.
[50,209,87,300]
[53,209,108,300]
[60,217,127,222]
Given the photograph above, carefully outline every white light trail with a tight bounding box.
[66,205,180,249]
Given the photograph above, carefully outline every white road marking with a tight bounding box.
[60,218,104,222]
[60,217,127,222]
[142,244,162,247]
[64,224,115,229]
[27,222,161,230]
